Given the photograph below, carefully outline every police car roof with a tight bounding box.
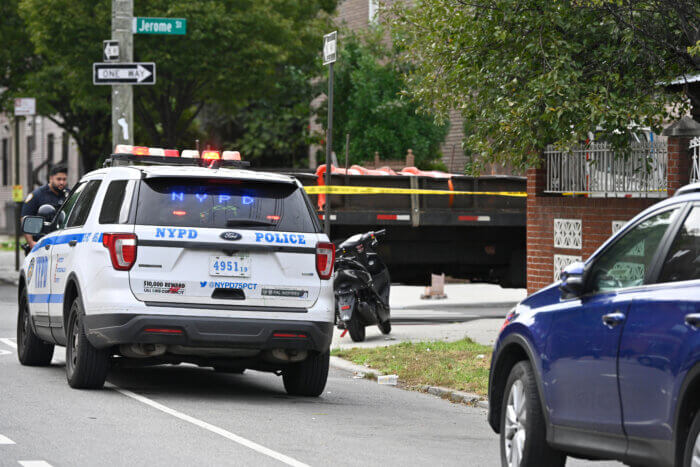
[84,165,297,184]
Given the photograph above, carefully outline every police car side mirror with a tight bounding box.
[22,216,44,235]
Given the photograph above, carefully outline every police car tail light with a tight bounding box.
[102,233,137,271]
[222,151,241,161]
[201,150,220,160]
[315,242,335,280]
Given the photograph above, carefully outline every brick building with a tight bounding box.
[0,113,81,233]
[525,117,700,294]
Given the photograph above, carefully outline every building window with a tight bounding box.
[369,0,379,23]
[61,132,69,162]
[47,133,55,165]
[1,138,8,186]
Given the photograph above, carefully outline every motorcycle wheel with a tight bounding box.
[347,315,366,342]
[378,320,391,335]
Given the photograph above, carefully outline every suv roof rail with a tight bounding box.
[674,183,700,197]
[104,153,251,169]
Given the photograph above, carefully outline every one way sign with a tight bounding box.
[93,62,156,85]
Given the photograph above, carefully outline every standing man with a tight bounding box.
[21,165,70,249]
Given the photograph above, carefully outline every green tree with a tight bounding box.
[391,0,696,171]
[321,28,448,168]
[0,0,37,112]
[18,0,336,170]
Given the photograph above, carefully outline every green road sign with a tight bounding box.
[132,17,186,35]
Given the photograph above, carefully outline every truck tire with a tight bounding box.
[16,288,54,366]
[500,361,565,467]
[282,351,330,397]
[347,315,366,342]
[65,298,110,389]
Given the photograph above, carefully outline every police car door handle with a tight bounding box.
[602,312,625,329]
[685,314,700,328]
[68,240,77,247]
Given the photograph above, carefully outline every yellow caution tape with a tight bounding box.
[303,185,527,197]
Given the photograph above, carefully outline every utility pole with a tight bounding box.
[112,0,133,149]
[322,31,337,238]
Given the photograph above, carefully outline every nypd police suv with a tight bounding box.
[17,146,335,396]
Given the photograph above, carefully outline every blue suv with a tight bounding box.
[488,184,700,467]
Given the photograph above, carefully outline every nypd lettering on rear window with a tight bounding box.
[255,232,306,245]
[155,227,198,239]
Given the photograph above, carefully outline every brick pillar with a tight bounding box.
[663,116,700,195]
[526,158,548,294]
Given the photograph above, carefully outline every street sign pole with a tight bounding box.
[14,116,20,271]
[112,0,133,149]
[323,31,337,238]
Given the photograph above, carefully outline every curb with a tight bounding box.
[330,356,488,409]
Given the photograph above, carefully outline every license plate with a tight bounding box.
[209,255,251,277]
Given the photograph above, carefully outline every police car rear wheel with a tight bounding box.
[65,298,110,389]
[16,289,54,366]
[282,350,330,397]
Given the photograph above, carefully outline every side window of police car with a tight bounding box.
[588,208,680,293]
[658,206,700,283]
[64,180,102,229]
[99,180,133,224]
[55,182,86,230]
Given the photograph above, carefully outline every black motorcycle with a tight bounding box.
[334,229,391,342]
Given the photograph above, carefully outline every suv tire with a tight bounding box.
[500,361,565,467]
[65,298,110,389]
[282,351,330,397]
[683,409,700,467]
[17,288,54,366]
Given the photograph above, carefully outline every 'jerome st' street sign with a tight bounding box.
[93,63,156,85]
[133,17,186,35]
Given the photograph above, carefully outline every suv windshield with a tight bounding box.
[135,177,318,233]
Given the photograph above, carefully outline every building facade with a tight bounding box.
[0,113,81,234]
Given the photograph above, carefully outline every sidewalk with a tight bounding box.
[332,283,526,350]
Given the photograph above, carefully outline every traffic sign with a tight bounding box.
[93,63,156,85]
[323,31,337,65]
[103,40,119,62]
[133,17,186,35]
[14,98,35,116]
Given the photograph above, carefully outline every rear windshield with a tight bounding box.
[135,177,318,233]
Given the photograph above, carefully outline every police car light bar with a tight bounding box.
[106,145,249,168]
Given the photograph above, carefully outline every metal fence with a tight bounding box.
[545,141,668,197]
[691,136,700,184]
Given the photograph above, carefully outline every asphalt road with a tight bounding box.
[0,284,621,467]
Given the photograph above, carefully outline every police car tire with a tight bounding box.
[282,350,330,397]
[17,289,54,366]
[65,299,110,389]
[347,315,366,342]
[500,361,565,467]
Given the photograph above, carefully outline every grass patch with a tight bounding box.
[332,338,492,397]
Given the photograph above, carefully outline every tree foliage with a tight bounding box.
[15,0,336,170]
[321,28,448,168]
[391,0,696,171]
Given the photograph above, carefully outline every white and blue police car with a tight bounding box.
[18,146,335,396]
